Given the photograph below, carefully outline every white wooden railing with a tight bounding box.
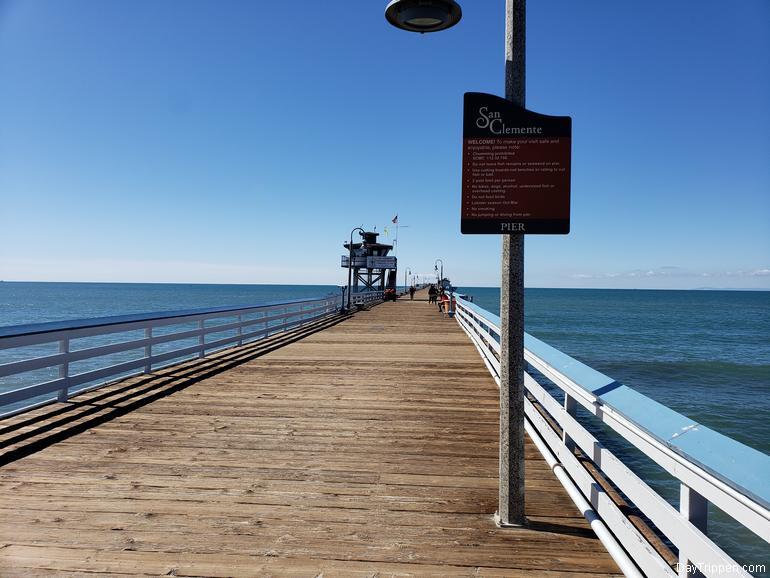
[454,295,770,578]
[0,294,344,418]
[350,290,384,306]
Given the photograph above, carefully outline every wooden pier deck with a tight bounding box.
[0,291,620,577]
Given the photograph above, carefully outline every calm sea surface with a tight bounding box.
[1,282,769,571]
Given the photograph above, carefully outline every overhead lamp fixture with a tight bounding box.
[385,0,462,34]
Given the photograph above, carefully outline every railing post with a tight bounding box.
[57,337,70,402]
[563,393,577,452]
[237,314,243,346]
[679,484,708,577]
[144,327,152,373]
[198,320,205,358]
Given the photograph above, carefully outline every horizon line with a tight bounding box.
[1,280,768,292]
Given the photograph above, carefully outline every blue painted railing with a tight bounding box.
[454,295,769,578]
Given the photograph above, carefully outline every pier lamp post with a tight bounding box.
[386,0,527,527]
[404,267,411,292]
[347,227,365,311]
[434,259,444,288]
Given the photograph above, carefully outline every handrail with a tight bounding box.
[0,296,333,341]
[0,293,343,418]
[350,290,384,305]
[453,295,769,578]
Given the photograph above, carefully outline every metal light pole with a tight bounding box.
[498,0,526,527]
[404,267,411,292]
[434,259,443,287]
[384,0,526,527]
[347,227,365,311]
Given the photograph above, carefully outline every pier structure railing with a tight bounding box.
[350,290,384,306]
[454,296,770,578]
[0,293,343,419]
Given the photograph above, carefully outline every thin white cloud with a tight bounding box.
[570,266,770,280]
[723,269,770,277]
[0,257,337,284]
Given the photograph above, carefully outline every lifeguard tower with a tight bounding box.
[342,231,397,293]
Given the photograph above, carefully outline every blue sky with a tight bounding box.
[1,0,768,289]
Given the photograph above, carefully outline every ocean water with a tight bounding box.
[1,282,768,571]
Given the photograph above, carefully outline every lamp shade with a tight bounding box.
[385,0,462,33]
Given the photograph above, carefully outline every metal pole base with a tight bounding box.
[494,512,527,528]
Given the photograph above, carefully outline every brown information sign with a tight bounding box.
[461,92,571,234]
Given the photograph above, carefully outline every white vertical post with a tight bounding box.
[57,337,70,402]
[679,484,708,577]
[144,327,152,373]
[198,320,205,358]
[563,393,577,452]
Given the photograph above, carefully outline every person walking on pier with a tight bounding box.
[409,286,416,300]
[428,284,437,304]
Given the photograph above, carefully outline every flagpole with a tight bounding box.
[390,213,399,257]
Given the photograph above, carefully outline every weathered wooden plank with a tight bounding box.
[0,544,621,577]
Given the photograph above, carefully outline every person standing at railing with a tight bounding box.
[437,287,447,313]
